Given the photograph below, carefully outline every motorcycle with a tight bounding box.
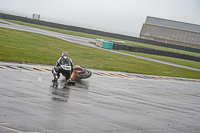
[70,65,92,81]
[61,65,92,81]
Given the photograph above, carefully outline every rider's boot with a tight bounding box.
[66,77,71,83]
[52,68,59,83]
[52,75,58,83]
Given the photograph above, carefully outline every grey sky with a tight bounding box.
[0,0,200,37]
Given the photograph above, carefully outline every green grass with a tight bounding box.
[2,19,200,57]
[0,27,200,79]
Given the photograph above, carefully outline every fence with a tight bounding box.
[113,43,200,62]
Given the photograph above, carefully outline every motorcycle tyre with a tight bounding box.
[77,70,92,79]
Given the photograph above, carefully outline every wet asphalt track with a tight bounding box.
[0,62,200,133]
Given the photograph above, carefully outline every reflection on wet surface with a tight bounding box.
[51,78,89,102]
[51,88,70,101]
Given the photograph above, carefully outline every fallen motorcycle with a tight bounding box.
[70,65,92,81]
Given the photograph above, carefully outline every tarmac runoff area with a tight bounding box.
[0,62,200,133]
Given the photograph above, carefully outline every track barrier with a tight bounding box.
[96,39,114,49]
[113,42,200,62]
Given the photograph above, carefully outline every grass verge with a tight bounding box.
[0,27,200,79]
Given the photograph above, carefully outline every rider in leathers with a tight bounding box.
[52,51,73,83]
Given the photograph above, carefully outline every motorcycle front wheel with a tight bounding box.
[77,70,92,79]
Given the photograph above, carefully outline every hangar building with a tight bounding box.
[140,16,200,49]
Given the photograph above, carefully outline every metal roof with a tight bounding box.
[145,16,200,33]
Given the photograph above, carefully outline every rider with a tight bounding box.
[52,51,73,83]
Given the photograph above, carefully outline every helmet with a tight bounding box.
[61,51,68,57]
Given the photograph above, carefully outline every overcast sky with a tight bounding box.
[0,0,200,37]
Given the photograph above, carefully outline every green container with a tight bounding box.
[102,41,114,49]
